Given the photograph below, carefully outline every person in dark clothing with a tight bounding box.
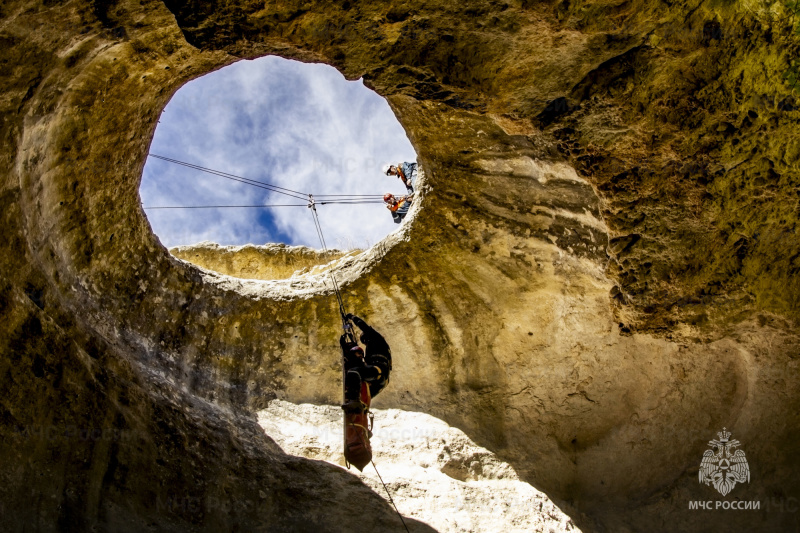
[340,314,392,414]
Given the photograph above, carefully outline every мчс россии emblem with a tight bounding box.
[699,428,750,496]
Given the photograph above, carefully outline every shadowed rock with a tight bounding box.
[1,0,799,531]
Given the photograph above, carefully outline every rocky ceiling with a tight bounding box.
[1,0,799,531]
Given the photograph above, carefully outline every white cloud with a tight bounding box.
[140,56,417,250]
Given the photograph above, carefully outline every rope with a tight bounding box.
[319,200,384,205]
[309,195,331,254]
[151,156,407,533]
[142,201,384,210]
[307,195,351,330]
[148,154,308,200]
[143,204,307,209]
[143,154,383,340]
[347,402,411,533]
[147,155,365,328]
[371,459,411,533]
[308,197,407,532]
[146,154,387,339]
[148,154,389,205]
[315,194,385,197]
[147,154,374,331]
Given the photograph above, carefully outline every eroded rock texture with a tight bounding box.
[258,400,579,533]
[2,0,799,531]
[170,242,354,281]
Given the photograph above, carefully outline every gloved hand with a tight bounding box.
[345,313,356,321]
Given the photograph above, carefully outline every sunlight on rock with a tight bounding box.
[5,0,800,531]
[258,400,578,533]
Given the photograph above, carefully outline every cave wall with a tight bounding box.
[1,0,799,531]
[170,242,354,281]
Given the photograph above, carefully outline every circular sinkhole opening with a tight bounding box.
[140,55,419,280]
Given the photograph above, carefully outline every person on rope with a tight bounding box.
[341,314,392,414]
[383,192,414,224]
[381,161,417,193]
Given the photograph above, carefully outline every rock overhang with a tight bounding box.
[2,0,800,531]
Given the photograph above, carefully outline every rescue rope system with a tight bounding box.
[309,196,412,533]
[145,154,409,532]
[144,154,387,209]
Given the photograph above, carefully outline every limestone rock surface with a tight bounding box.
[1,0,800,531]
[258,400,579,533]
[170,241,354,281]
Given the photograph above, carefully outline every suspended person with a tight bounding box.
[341,314,392,414]
[381,161,417,193]
[383,192,414,224]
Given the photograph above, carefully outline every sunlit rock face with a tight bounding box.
[1,0,799,532]
[170,242,354,281]
[258,400,579,533]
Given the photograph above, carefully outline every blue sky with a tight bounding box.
[140,56,417,250]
